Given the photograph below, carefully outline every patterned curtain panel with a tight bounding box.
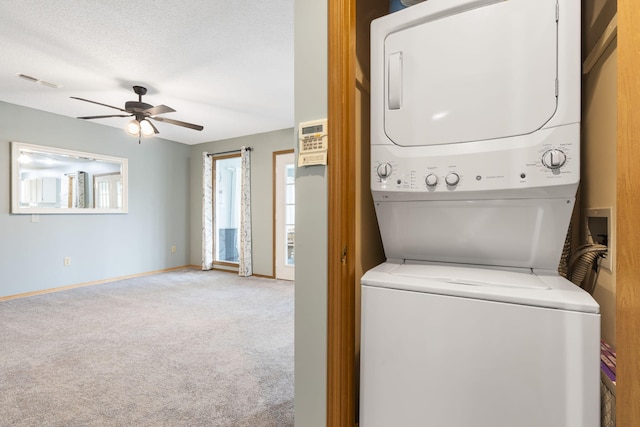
[77,171,87,208]
[238,146,253,276]
[60,172,87,208]
[202,153,214,270]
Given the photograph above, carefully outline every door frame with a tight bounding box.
[273,149,295,280]
[327,0,357,424]
[617,0,640,424]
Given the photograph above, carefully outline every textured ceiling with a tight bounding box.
[0,0,294,145]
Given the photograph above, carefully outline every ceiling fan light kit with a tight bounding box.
[126,119,141,135]
[126,118,155,137]
[139,119,155,136]
[71,85,204,142]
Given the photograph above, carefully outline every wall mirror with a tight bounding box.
[11,142,128,214]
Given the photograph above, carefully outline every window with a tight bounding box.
[285,163,295,266]
[214,155,242,265]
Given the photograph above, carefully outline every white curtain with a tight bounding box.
[238,146,253,276]
[202,153,214,270]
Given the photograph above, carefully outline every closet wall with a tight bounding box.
[354,2,388,420]
[581,0,617,346]
[354,3,387,312]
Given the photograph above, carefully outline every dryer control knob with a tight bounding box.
[425,174,438,187]
[377,162,393,179]
[542,149,567,169]
[445,173,460,186]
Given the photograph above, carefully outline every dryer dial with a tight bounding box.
[541,149,567,169]
[377,162,393,179]
[425,174,438,187]
[445,173,460,186]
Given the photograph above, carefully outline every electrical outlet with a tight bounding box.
[171,245,177,254]
[64,257,71,266]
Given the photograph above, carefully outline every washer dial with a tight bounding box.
[425,174,438,187]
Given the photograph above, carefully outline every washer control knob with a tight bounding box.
[425,174,438,187]
[542,149,567,169]
[445,173,460,186]
[376,162,393,179]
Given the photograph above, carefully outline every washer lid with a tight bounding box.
[381,0,558,147]
[362,262,600,313]
[392,263,550,290]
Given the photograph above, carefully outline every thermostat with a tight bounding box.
[298,119,328,166]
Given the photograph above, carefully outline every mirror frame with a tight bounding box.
[11,142,129,214]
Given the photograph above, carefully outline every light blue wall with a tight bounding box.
[0,101,191,298]
[189,128,295,276]
[294,0,328,425]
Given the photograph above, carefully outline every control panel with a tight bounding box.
[371,125,579,195]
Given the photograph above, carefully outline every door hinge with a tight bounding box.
[555,79,559,97]
[341,246,348,264]
[556,1,559,22]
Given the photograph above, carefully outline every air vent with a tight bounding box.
[16,73,61,88]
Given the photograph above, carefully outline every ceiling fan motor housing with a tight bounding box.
[125,101,153,113]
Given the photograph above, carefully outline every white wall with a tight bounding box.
[293,0,328,425]
[189,128,295,276]
[0,102,191,298]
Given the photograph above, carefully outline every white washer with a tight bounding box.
[360,262,600,427]
[361,1,600,426]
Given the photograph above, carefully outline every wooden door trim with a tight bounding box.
[617,0,640,424]
[327,0,357,424]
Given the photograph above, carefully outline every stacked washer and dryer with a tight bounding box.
[360,0,600,426]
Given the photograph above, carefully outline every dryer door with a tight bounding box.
[383,0,558,147]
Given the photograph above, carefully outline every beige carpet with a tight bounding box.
[0,268,294,427]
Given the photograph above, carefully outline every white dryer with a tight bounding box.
[360,0,600,426]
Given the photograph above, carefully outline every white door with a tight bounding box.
[275,151,295,280]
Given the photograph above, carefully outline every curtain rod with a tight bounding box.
[206,147,252,157]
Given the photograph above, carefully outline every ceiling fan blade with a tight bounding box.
[151,116,204,131]
[77,114,132,119]
[70,96,128,112]
[144,104,175,116]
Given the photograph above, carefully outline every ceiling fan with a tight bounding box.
[71,85,204,141]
